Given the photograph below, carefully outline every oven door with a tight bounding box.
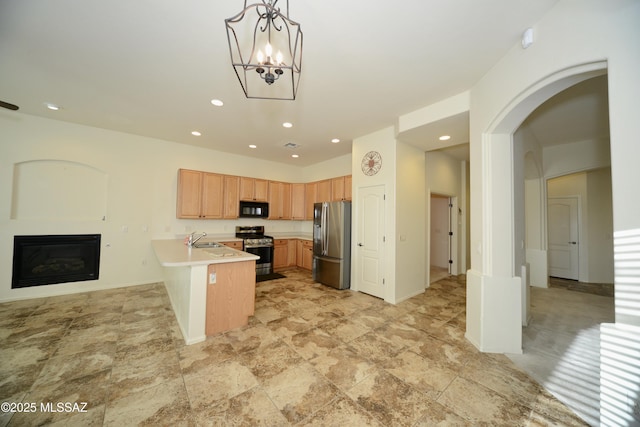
[244,245,273,275]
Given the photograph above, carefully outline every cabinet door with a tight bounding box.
[254,179,269,202]
[291,183,305,220]
[344,175,352,201]
[176,169,203,218]
[296,240,303,267]
[316,179,332,203]
[287,239,297,266]
[305,182,317,220]
[273,239,288,270]
[302,240,313,270]
[282,182,292,220]
[331,176,345,201]
[223,175,240,219]
[268,181,283,219]
[201,173,224,218]
[239,177,254,201]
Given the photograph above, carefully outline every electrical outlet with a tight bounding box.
[209,272,216,284]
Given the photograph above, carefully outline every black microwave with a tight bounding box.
[239,201,269,218]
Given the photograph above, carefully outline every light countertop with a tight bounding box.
[269,233,312,240]
[152,239,259,267]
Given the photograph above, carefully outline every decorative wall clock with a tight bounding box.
[361,151,382,176]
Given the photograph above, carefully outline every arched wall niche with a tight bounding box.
[11,159,108,221]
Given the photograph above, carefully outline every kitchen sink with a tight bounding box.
[193,241,224,248]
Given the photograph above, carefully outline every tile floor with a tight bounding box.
[0,269,589,426]
[508,281,614,426]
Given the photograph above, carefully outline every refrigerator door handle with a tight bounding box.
[322,202,328,255]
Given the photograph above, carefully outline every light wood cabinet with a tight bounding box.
[268,181,291,220]
[291,183,305,220]
[316,179,332,203]
[344,175,352,201]
[273,239,289,270]
[177,169,224,219]
[223,175,240,219]
[331,175,352,201]
[274,239,299,271]
[240,177,268,202]
[296,239,313,270]
[296,240,303,267]
[287,239,297,266]
[206,260,256,335]
[178,168,349,220]
[305,182,317,220]
[219,240,243,250]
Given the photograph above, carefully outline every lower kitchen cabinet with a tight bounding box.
[219,240,243,250]
[273,239,289,270]
[295,239,313,270]
[275,238,309,271]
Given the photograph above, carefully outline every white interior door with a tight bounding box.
[356,185,385,298]
[548,197,579,280]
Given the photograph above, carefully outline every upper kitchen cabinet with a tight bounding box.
[239,177,268,202]
[344,175,352,200]
[331,175,352,201]
[223,175,240,219]
[305,182,317,220]
[291,183,305,220]
[177,169,224,219]
[268,181,291,220]
[316,179,332,203]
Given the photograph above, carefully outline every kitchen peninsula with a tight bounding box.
[152,239,259,345]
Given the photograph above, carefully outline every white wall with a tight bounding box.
[395,141,426,301]
[547,169,614,284]
[0,113,351,302]
[425,150,467,278]
[467,0,640,353]
[351,127,397,302]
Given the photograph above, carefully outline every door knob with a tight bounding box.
[357,243,363,246]
[568,241,577,244]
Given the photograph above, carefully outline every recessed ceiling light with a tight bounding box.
[45,103,60,111]
[439,135,451,141]
[331,138,340,143]
[291,154,299,158]
[282,122,293,128]
[211,99,224,107]
[191,131,201,136]
[249,144,257,149]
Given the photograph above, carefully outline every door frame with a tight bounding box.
[353,184,386,299]
[427,191,459,286]
[547,195,581,281]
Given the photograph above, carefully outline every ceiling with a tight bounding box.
[2,0,606,167]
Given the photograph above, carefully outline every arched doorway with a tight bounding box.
[466,62,608,354]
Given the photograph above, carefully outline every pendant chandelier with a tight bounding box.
[225,0,303,100]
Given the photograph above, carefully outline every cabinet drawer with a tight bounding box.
[273,239,288,246]
[220,240,243,250]
[302,240,313,248]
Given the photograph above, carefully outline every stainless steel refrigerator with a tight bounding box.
[312,201,351,289]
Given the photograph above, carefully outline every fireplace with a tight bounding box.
[12,234,101,288]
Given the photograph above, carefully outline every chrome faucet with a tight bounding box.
[187,232,206,247]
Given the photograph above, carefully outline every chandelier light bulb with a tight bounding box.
[256,50,264,64]
[276,51,283,65]
[265,43,273,58]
